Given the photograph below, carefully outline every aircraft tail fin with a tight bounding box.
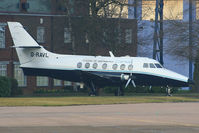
[8,22,40,47]
[8,22,46,65]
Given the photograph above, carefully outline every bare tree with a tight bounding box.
[138,1,199,92]
[64,0,76,54]
[164,20,199,60]
[85,0,132,55]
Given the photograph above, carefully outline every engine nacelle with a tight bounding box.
[121,74,129,81]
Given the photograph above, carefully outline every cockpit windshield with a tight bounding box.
[143,63,163,68]
[155,63,163,68]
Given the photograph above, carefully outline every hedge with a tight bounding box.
[0,76,11,97]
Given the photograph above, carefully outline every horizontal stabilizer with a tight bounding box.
[11,45,42,48]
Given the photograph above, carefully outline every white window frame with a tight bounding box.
[0,25,5,48]
[116,27,121,44]
[64,28,71,43]
[54,79,62,86]
[64,81,72,86]
[0,61,8,76]
[125,29,132,44]
[37,76,48,86]
[37,26,45,43]
[14,64,27,87]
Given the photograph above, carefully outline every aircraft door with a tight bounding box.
[128,59,133,71]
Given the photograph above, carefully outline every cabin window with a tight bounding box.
[112,64,118,70]
[120,64,125,70]
[149,63,156,68]
[85,63,90,68]
[155,63,163,68]
[77,62,82,68]
[92,63,98,69]
[143,63,148,68]
[128,64,133,70]
[102,63,107,69]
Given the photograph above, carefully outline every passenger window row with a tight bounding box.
[143,63,163,68]
[77,62,133,70]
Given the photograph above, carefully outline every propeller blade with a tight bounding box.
[125,78,131,88]
[132,80,136,88]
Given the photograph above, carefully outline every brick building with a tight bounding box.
[0,0,137,94]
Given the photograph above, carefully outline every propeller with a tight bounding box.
[125,73,136,88]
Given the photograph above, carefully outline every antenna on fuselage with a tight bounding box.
[109,51,115,57]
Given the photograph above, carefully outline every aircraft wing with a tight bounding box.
[76,70,120,86]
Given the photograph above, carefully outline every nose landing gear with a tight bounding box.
[166,86,172,96]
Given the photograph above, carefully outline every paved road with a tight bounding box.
[0,103,199,133]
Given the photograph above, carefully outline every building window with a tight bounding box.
[117,28,121,44]
[196,1,199,20]
[14,64,27,87]
[102,31,107,43]
[64,81,72,86]
[0,26,5,48]
[0,0,20,12]
[142,0,183,20]
[27,0,51,13]
[54,79,62,86]
[0,64,7,76]
[64,28,71,43]
[37,76,48,86]
[37,27,45,43]
[125,29,132,44]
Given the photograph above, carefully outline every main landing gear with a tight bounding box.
[86,80,97,96]
[115,85,124,96]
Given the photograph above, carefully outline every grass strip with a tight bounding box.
[0,96,199,106]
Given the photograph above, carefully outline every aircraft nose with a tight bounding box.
[188,78,194,85]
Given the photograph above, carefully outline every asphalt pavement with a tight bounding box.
[0,102,199,133]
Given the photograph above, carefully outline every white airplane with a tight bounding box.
[8,22,193,95]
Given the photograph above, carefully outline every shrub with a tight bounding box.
[103,86,118,93]
[0,76,11,97]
